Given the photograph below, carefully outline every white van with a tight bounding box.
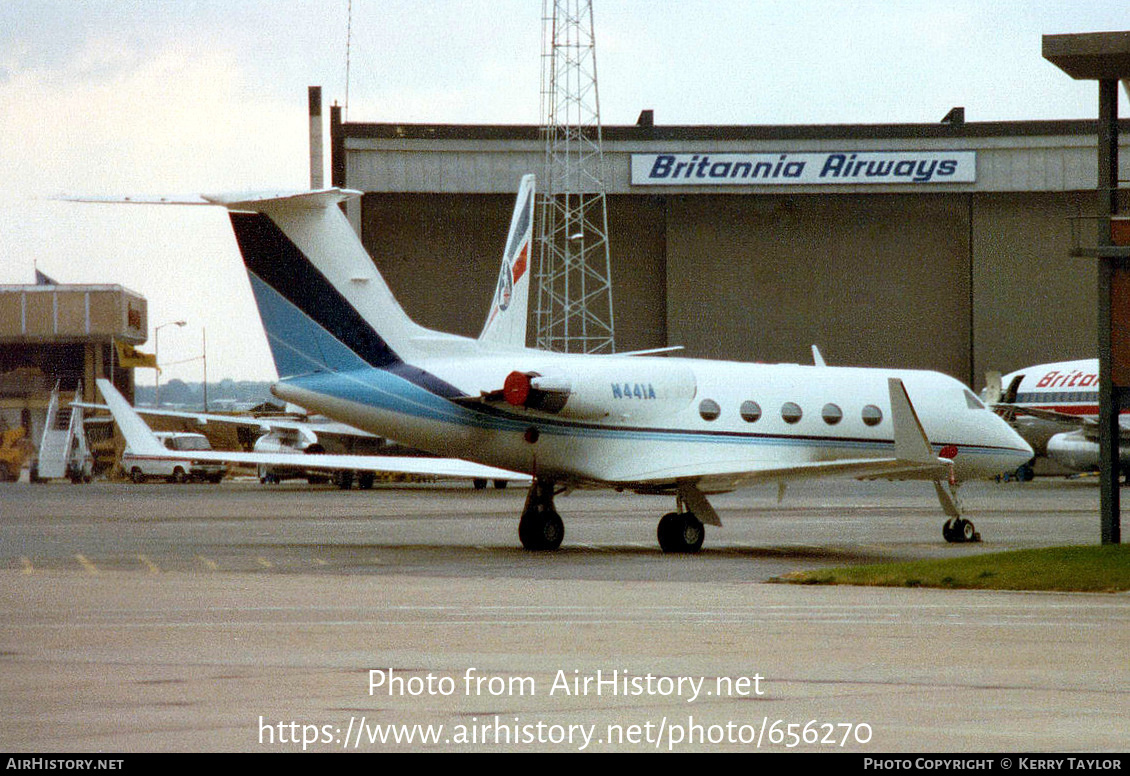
[122,431,228,483]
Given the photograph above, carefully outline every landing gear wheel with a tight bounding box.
[657,512,705,554]
[942,517,958,542]
[943,517,979,543]
[519,479,565,551]
[519,509,564,551]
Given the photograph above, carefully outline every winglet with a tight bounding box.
[889,378,963,517]
[95,379,165,456]
[812,345,826,368]
[888,378,937,464]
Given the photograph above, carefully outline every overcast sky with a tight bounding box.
[1,1,1127,382]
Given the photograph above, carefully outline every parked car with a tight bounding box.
[122,431,227,483]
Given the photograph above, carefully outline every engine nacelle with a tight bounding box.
[1046,429,1130,472]
[500,361,697,421]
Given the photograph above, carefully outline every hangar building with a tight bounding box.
[328,107,1130,388]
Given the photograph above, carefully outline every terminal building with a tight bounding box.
[0,282,144,447]
[327,106,1130,388]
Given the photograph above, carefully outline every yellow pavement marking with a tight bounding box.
[20,557,33,574]
[196,556,218,571]
[74,554,98,574]
[256,557,273,569]
[138,554,160,574]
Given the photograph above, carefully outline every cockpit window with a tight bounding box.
[964,390,985,410]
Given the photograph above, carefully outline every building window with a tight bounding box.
[822,403,843,425]
[740,400,762,423]
[699,399,721,421]
[862,404,883,426]
[781,402,803,424]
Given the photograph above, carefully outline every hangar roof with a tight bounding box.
[343,118,1127,143]
[338,116,1130,195]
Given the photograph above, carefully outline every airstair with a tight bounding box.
[33,382,92,482]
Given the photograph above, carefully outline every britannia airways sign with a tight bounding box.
[631,151,976,186]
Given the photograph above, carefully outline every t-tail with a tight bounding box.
[479,173,534,349]
[205,188,436,380]
[208,178,535,382]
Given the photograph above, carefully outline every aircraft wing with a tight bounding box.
[93,379,528,483]
[992,403,1094,427]
[991,404,1130,442]
[121,447,529,481]
[74,401,378,440]
[617,456,952,493]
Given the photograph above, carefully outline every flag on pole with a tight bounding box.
[114,341,159,370]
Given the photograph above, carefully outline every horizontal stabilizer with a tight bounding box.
[202,188,363,211]
[59,188,363,211]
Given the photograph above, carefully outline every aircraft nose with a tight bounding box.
[997,414,1034,463]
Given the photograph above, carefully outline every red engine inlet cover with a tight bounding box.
[503,371,532,407]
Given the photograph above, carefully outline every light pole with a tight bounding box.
[154,320,186,406]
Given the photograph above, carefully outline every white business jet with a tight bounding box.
[84,175,1031,550]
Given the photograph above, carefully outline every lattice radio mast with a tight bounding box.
[534,0,616,353]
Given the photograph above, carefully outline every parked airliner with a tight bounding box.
[83,175,1031,550]
[988,358,1130,476]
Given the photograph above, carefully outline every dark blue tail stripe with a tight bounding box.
[230,211,402,371]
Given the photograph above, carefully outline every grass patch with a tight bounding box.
[771,545,1130,592]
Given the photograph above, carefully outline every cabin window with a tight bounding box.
[699,399,721,421]
[862,404,883,426]
[821,403,843,425]
[781,402,803,424]
[740,400,762,423]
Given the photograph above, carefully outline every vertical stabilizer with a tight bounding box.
[480,175,535,349]
[204,189,430,378]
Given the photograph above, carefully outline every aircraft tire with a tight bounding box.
[960,518,977,542]
[518,509,564,551]
[130,467,145,484]
[658,512,704,554]
[943,517,977,543]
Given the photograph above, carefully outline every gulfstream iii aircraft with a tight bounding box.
[87,175,1032,551]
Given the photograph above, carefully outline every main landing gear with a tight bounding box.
[518,478,708,554]
[518,479,565,551]
[657,511,705,554]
